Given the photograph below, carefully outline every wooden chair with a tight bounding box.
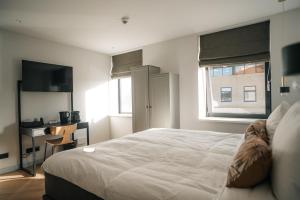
[44,124,77,161]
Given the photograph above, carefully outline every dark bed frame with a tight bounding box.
[43,172,104,200]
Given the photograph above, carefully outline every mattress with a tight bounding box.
[42,128,244,200]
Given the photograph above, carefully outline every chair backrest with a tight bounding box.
[50,124,77,144]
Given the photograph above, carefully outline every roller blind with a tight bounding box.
[111,49,142,78]
[199,21,270,66]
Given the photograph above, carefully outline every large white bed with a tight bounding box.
[42,128,276,200]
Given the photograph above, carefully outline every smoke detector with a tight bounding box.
[121,16,129,24]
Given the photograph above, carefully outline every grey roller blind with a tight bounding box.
[111,49,142,78]
[199,21,270,66]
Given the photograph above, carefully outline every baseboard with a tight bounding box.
[0,165,19,175]
[23,158,44,168]
[0,159,44,175]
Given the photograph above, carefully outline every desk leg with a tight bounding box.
[19,131,23,170]
[87,126,90,146]
[32,137,36,176]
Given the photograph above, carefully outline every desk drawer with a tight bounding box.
[22,127,46,137]
[77,122,88,129]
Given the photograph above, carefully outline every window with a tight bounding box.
[221,87,232,102]
[118,77,132,113]
[244,86,256,102]
[205,62,271,118]
[213,67,222,77]
[255,63,265,73]
[244,63,256,74]
[222,67,233,76]
[234,65,245,75]
[199,21,270,118]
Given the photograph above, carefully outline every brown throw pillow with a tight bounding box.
[226,137,272,188]
[245,120,269,144]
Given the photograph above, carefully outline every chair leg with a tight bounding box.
[51,146,54,155]
[44,143,47,161]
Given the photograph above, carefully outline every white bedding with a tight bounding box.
[217,181,276,200]
[42,128,244,200]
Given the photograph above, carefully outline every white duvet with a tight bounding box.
[42,128,244,200]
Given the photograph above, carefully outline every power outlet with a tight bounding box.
[26,146,40,154]
[0,152,9,159]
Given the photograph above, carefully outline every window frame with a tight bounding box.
[205,62,271,119]
[220,87,232,102]
[244,86,256,102]
[118,78,132,114]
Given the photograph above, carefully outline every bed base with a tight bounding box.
[43,172,104,200]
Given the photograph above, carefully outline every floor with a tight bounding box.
[0,166,44,200]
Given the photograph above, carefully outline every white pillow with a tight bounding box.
[271,101,300,200]
[266,101,290,141]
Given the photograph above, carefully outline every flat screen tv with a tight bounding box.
[22,60,73,92]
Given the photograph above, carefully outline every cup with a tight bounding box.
[59,111,70,124]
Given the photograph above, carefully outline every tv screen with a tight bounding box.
[22,60,73,92]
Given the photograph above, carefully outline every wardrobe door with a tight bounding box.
[131,68,149,132]
[149,73,170,128]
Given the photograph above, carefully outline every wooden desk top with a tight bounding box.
[21,122,89,137]
[49,122,88,129]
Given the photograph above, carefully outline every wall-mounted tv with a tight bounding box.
[22,60,73,92]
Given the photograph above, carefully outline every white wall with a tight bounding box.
[110,116,132,139]
[0,30,111,173]
[110,8,300,135]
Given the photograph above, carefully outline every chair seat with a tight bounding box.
[46,138,75,146]
[44,124,77,161]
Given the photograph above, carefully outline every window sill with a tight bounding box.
[109,114,132,118]
[199,117,262,124]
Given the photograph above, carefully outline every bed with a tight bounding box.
[42,128,276,200]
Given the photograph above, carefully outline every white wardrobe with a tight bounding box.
[131,66,179,133]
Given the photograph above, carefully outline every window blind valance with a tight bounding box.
[199,21,270,66]
[111,49,142,78]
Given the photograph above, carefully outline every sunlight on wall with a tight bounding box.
[198,68,207,118]
[85,84,108,123]
[108,79,119,115]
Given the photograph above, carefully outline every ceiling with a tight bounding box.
[0,0,299,55]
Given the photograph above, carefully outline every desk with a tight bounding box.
[20,122,89,176]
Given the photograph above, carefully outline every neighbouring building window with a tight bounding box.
[244,86,256,102]
[205,62,271,118]
[221,87,232,102]
[118,77,132,114]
